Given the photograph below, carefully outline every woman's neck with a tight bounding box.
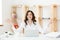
[28,20,32,25]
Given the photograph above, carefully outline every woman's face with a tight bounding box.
[27,12,33,20]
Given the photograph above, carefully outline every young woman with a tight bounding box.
[20,10,43,35]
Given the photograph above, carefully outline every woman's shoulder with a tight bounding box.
[20,21,26,28]
[20,21,26,26]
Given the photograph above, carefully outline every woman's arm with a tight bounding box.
[20,22,25,34]
[36,22,44,34]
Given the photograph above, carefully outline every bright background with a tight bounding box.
[0,0,60,35]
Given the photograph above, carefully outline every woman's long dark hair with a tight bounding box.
[24,10,36,25]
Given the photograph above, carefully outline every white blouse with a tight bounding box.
[20,21,44,34]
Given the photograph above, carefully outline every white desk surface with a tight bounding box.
[0,34,60,40]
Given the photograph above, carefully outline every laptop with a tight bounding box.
[24,30,39,37]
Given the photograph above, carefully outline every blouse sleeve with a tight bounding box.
[36,22,44,34]
[17,21,25,32]
[20,22,25,28]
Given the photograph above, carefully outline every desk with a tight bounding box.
[0,32,60,40]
